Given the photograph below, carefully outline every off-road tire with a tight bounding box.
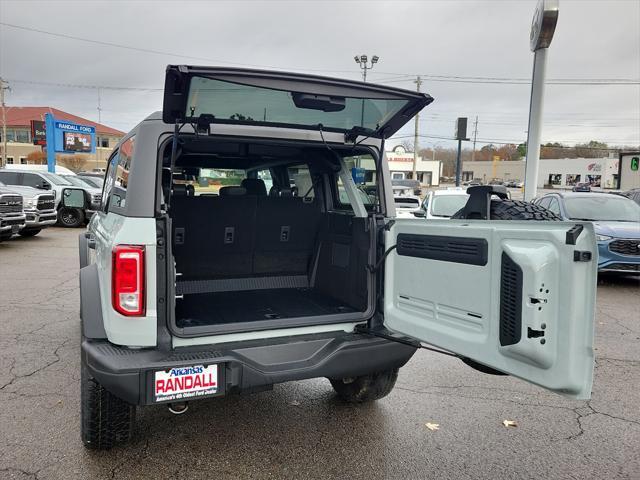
[58,207,85,228]
[18,229,41,238]
[453,199,561,221]
[81,358,135,450]
[330,369,398,403]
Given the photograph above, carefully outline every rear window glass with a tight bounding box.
[187,77,409,132]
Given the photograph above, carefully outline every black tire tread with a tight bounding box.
[330,369,398,403]
[81,361,135,450]
[489,199,561,221]
[452,199,561,221]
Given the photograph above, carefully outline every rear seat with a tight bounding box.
[171,193,257,279]
[171,180,321,280]
[254,196,321,275]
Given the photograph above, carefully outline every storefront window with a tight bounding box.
[548,174,562,185]
[566,174,581,186]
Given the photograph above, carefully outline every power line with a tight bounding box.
[0,22,355,74]
[2,22,638,86]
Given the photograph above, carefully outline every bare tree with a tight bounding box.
[57,154,88,173]
[26,150,47,164]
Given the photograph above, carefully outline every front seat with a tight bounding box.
[241,178,267,196]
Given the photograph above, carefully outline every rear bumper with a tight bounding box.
[24,210,57,229]
[82,332,417,406]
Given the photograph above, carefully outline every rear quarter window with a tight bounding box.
[102,135,135,212]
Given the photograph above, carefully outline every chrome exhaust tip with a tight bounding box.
[168,402,189,415]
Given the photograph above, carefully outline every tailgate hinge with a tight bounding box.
[354,324,459,358]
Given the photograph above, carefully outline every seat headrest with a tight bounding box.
[185,184,195,196]
[172,184,188,196]
[241,178,267,196]
[219,186,247,197]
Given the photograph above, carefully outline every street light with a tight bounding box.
[354,54,380,82]
[523,0,559,201]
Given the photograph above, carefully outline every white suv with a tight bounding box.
[79,66,598,449]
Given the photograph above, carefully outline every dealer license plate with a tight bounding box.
[154,364,219,403]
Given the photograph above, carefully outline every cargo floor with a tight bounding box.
[175,288,356,328]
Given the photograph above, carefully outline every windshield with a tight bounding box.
[187,77,410,132]
[564,195,640,222]
[79,176,104,188]
[63,176,95,188]
[40,172,72,186]
[431,194,469,217]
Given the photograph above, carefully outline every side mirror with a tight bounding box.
[37,181,51,190]
[413,210,426,218]
[61,188,85,208]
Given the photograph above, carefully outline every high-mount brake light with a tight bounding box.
[112,245,145,316]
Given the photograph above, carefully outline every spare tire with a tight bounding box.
[453,199,561,221]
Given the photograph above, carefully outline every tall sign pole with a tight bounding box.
[454,117,469,186]
[45,113,56,173]
[523,0,559,201]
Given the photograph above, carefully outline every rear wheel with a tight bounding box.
[58,208,85,228]
[329,369,398,403]
[81,357,135,450]
[453,199,561,221]
[18,229,41,238]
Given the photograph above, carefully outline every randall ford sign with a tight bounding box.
[52,120,96,154]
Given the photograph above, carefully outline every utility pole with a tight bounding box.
[0,78,10,168]
[97,88,103,166]
[471,115,478,161]
[412,76,422,181]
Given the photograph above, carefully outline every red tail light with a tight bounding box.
[112,245,145,316]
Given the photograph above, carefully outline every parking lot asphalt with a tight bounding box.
[1,227,639,480]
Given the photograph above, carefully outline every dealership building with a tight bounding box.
[385,145,441,186]
[461,155,632,189]
[0,107,124,171]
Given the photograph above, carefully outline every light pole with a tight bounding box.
[354,54,379,82]
[523,0,559,201]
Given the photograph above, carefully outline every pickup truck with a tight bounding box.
[0,184,26,241]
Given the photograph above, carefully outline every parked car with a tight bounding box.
[78,65,597,450]
[504,179,521,188]
[0,170,100,227]
[419,188,470,219]
[391,178,421,196]
[0,181,56,237]
[463,179,482,186]
[535,192,640,274]
[393,195,422,217]
[572,182,591,192]
[0,184,26,241]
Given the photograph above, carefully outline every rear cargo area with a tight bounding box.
[169,178,372,333]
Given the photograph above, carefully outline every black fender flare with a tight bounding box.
[80,263,107,340]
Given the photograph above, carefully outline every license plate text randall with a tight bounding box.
[154,364,218,402]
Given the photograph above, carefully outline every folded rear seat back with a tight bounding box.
[253,196,321,275]
[171,194,257,280]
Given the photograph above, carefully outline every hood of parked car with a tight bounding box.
[0,184,44,199]
[593,221,640,239]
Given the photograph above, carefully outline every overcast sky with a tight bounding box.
[1,0,638,149]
